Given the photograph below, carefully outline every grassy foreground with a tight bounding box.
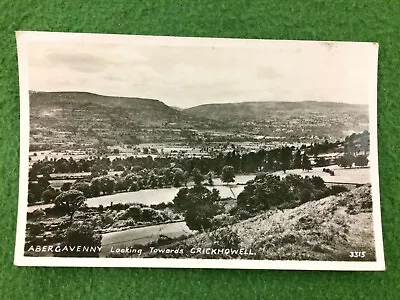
[147,184,375,261]
[234,184,375,261]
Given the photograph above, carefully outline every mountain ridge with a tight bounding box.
[29,91,369,149]
[184,100,367,110]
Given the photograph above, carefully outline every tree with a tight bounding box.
[55,223,101,257]
[183,171,189,187]
[147,172,157,189]
[192,168,204,186]
[360,131,369,155]
[301,153,312,171]
[344,141,356,156]
[71,181,92,198]
[38,175,50,190]
[173,168,185,187]
[54,190,86,221]
[206,171,214,186]
[293,150,302,169]
[114,177,127,192]
[337,155,354,168]
[28,182,43,204]
[41,187,59,204]
[315,156,327,167]
[29,169,38,181]
[237,174,329,213]
[354,155,369,167]
[99,175,116,195]
[90,178,101,197]
[221,165,235,185]
[172,187,190,212]
[129,181,141,192]
[61,182,72,191]
[280,147,292,173]
[237,175,290,211]
[173,185,221,231]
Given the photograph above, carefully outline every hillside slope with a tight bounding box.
[184,101,369,138]
[184,101,368,122]
[155,184,375,261]
[29,91,218,147]
[234,184,375,261]
[30,91,185,127]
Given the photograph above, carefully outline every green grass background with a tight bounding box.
[0,0,399,299]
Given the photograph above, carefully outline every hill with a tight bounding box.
[184,101,368,122]
[30,91,186,126]
[29,91,218,149]
[148,184,375,261]
[184,101,369,139]
[29,92,370,150]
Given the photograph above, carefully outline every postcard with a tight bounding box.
[14,31,384,270]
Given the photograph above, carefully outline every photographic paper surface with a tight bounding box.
[14,31,384,270]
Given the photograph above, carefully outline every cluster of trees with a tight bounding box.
[173,185,222,231]
[172,172,350,232]
[28,131,370,205]
[28,164,237,205]
[171,165,238,232]
[237,173,349,213]
[344,131,370,156]
[337,154,369,168]
[30,131,370,178]
[28,175,58,204]
[29,146,317,178]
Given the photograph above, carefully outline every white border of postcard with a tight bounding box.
[14,31,385,270]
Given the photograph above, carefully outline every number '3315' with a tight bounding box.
[349,251,366,258]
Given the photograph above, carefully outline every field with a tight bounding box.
[277,166,370,184]
[27,167,370,213]
[101,221,192,257]
[27,185,246,213]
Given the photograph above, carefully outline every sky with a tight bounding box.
[26,34,378,108]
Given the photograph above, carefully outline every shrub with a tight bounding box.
[101,214,114,226]
[55,222,101,257]
[235,209,252,220]
[129,182,139,192]
[123,205,142,219]
[27,222,45,236]
[329,185,349,196]
[354,155,369,167]
[211,213,236,228]
[54,190,86,221]
[141,207,162,222]
[27,209,46,221]
[41,188,58,204]
[150,202,167,210]
[237,173,331,213]
[109,203,130,211]
[210,227,241,249]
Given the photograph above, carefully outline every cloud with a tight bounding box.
[27,38,377,108]
[46,52,110,73]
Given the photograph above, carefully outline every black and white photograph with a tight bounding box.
[14,31,384,270]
